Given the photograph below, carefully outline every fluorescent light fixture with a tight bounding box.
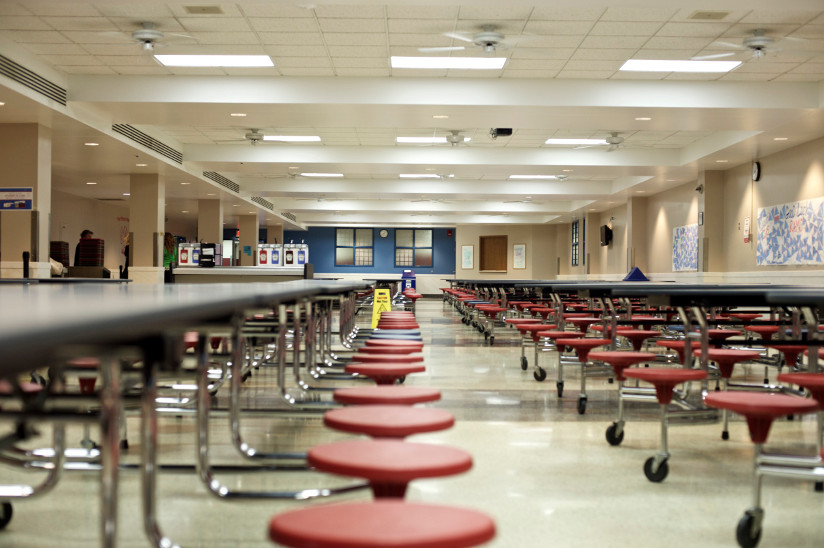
[300,172,343,177]
[230,113,247,117]
[773,137,788,141]
[122,193,130,196]
[635,117,652,121]
[397,136,471,144]
[84,142,99,146]
[432,115,449,119]
[263,135,321,142]
[400,174,441,179]
[545,138,607,146]
[85,181,97,185]
[154,55,274,67]
[509,175,559,180]
[135,163,147,167]
[391,56,506,70]
[620,59,741,73]
[715,159,729,163]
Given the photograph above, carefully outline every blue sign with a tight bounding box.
[0,187,33,211]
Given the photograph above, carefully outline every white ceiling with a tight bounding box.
[0,0,823,229]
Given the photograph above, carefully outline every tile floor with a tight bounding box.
[2,297,823,547]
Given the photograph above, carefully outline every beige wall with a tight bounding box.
[455,224,559,280]
[644,183,701,275]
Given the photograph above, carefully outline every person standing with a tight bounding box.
[74,229,93,266]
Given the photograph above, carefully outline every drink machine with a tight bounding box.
[178,243,200,266]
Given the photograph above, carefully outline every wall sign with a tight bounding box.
[757,197,824,265]
[0,187,33,210]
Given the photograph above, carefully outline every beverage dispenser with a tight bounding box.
[178,243,200,266]
[284,240,309,267]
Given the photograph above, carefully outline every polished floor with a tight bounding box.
[2,298,824,547]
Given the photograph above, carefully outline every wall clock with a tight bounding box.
[752,161,761,182]
[379,229,389,238]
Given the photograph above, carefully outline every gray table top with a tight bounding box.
[0,280,366,378]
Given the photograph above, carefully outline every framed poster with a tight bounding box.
[461,245,474,269]
[513,243,526,269]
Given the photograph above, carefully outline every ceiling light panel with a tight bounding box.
[154,55,274,67]
[390,56,507,70]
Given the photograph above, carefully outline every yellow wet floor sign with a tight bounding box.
[371,288,391,328]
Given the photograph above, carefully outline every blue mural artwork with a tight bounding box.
[672,223,698,272]
[756,197,824,266]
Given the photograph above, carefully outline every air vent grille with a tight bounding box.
[251,196,274,211]
[112,124,182,164]
[0,55,66,105]
[203,171,240,193]
[281,211,297,223]
[688,11,730,20]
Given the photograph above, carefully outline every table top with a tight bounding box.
[0,280,366,377]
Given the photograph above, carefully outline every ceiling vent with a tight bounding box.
[0,54,66,106]
[688,11,730,20]
[184,6,224,15]
[112,124,182,164]
[203,171,240,193]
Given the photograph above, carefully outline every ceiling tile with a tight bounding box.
[579,35,648,49]
[332,57,388,68]
[58,65,116,74]
[457,6,534,20]
[168,4,244,17]
[323,32,387,46]
[572,48,637,61]
[522,21,596,35]
[317,18,386,33]
[771,73,824,82]
[24,3,101,17]
[739,10,824,25]
[600,7,678,22]
[387,19,455,34]
[515,35,584,48]
[327,45,387,57]
[502,69,560,78]
[274,56,331,68]
[43,54,103,65]
[256,32,324,46]
[96,55,157,66]
[389,33,452,46]
[249,18,319,32]
[279,67,336,76]
[643,36,714,49]
[556,70,617,79]
[511,47,576,60]
[110,65,170,76]
[387,6,459,19]
[505,59,566,70]
[265,45,328,57]
[41,16,120,31]
[5,30,71,43]
[530,7,607,21]
[183,32,262,46]
[563,60,625,71]
[22,42,86,54]
[94,4,175,18]
[178,17,252,32]
[315,5,386,18]
[656,22,734,37]
[590,21,665,36]
[0,16,51,30]
[238,4,315,18]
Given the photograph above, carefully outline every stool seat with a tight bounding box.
[745,325,779,341]
[618,329,660,351]
[704,392,818,443]
[766,344,806,368]
[656,340,688,363]
[589,324,634,338]
[627,315,661,326]
[356,345,420,355]
[324,405,454,438]
[365,339,424,350]
[723,312,762,322]
[555,338,611,362]
[529,307,554,318]
[351,353,424,364]
[308,440,472,498]
[589,351,656,381]
[66,357,100,369]
[504,318,542,325]
[538,330,584,340]
[269,501,496,548]
[516,323,559,341]
[693,348,761,378]
[345,362,426,385]
[777,373,824,409]
[623,368,707,404]
[333,386,440,405]
[567,316,600,332]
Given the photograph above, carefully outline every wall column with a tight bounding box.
[626,196,649,273]
[266,223,283,244]
[698,170,724,273]
[197,199,222,243]
[129,173,164,284]
[0,124,51,278]
[238,214,259,266]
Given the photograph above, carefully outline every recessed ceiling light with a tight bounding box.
[635,117,652,121]
[207,193,216,196]
[181,210,189,214]
[122,193,130,196]
[562,169,573,172]
[545,138,607,146]
[396,136,471,144]
[180,182,191,185]
[263,135,321,142]
[620,59,741,73]
[773,137,788,141]
[85,181,97,185]
[135,163,147,167]
[509,175,559,180]
[232,204,239,207]
[0,102,5,106]
[230,113,247,117]
[300,172,343,177]
[288,166,299,170]
[84,142,99,146]
[391,56,506,70]
[154,55,274,67]
[432,115,449,119]
[400,174,440,179]
[716,159,729,163]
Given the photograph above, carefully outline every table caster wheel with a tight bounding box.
[643,457,669,482]
[556,381,564,397]
[520,356,528,371]
[605,422,624,446]
[577,396,587,415]
[120,439,129,450]
[736,511,762,548]
[533,368,546,382]
[397,375,406,384]
[0,502,12,529]
[722,430,730,440]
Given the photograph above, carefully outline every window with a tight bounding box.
[479,235,507,271]
[395,229,433,267]
[335,228,373,266]
[571,220,585,266]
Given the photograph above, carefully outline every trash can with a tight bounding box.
[401,269,416,290]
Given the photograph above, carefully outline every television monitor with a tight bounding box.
[599,225,613,246]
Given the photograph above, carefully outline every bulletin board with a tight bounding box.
[672,223,698,272]
[756,197,824,266]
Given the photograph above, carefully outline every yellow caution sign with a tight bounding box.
[371,288,391,328]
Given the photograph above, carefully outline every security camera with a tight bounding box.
[695,184,704,194]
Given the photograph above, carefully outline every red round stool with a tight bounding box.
[475,305,507,344]
[324,405,454,438]
[656,340,687,365]
[589,324,634,339]
[529,306,554,321]
[618,329,660,351]
[777,372,824,408]
[554,338,611,413]
[308,440,472,498]
[365,339,424,350]
[333,386,441,406]
[269,500,496,548]
[703,391,819,548]
[345,362,425,385]
[351,353,424,364]
[504,318,541,326]
[356,345,421,355]
[745,325,779,342]
[766,344,805,373]
[723,312,763,322]
[627,315,662,328]
[693,348,761,439]
[622,368,708,482]
[514,323,558,372]
[567,316,600,333]
[706,328,742,346]
[589,351,657,446]
[530,330,584,385]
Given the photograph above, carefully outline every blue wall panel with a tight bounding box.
[284,227,456,275]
